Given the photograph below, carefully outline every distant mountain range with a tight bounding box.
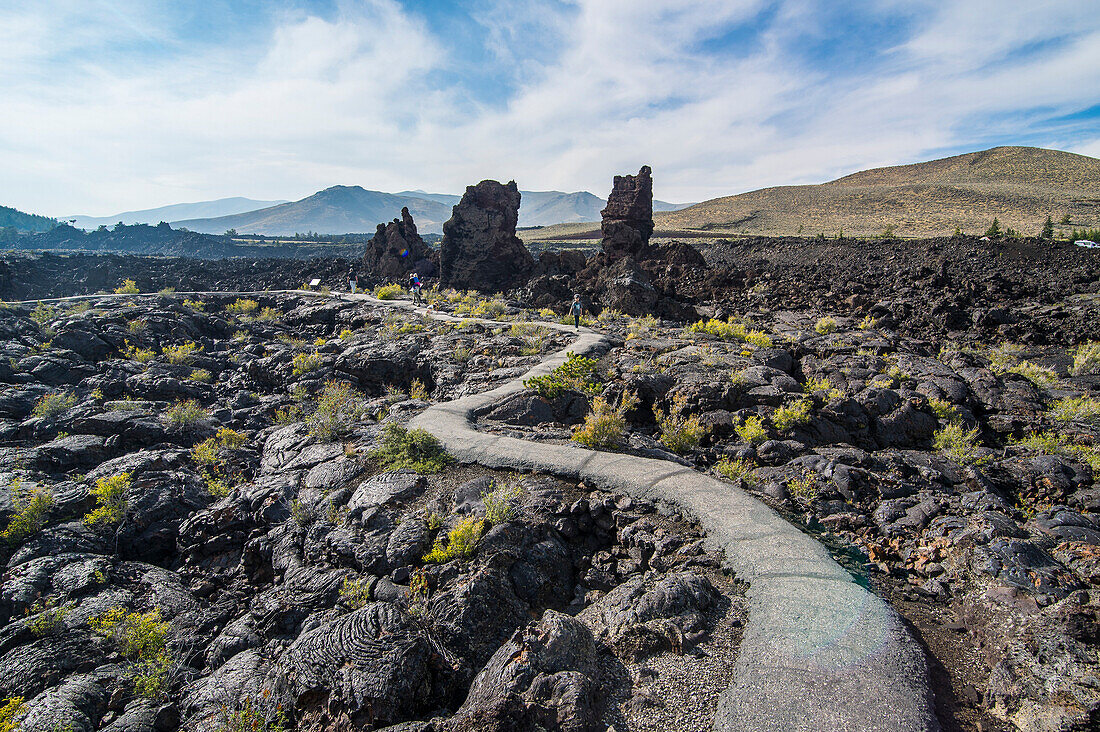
[62,187,690,237]
[1,205,57,233]
[18,146,1097,245]
[66,197,288,230]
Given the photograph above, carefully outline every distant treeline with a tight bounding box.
[1,221,367,260]
[0,205,57,235]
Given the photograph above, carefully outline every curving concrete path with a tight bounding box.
[381,297,941,732]
[7,289,940,730]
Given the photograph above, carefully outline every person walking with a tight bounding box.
[347,265,358,294]
[570,294,584,330]
[409,272,423,305]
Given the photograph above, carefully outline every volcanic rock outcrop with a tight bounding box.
[439,180,534,292]
[362,207,436,280]
[601,165,654,260]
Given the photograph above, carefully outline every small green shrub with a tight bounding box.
[735,415,767,445]
[655,392,709,453]
[524,352,600,398]
[482,483,524,524]
[205,477,230,498]
[255,306,280,322]
[132,652,172,699]
[217,427,246,449]
[572,393,637,449]
[89,607,172,699]
[290,498,314,527]
[928,397,959,423]
[453,346,471,363]
[625,314,659,340]
[374,284,404,300]
[409,379,429,401]
[787,472,819,501]
[275,405,301,425]
[988,342,1024,371]
[1071,341,1100,375]
[291,351,322,376]
[339,577,372,609]
[339,328,355,339]
[307,381,367,440]
[772,398,812,432]
[1048,396,1100,422]
[89,607,168,661]
[26,597,70,636]
[163,400,209,428]
[115,279,140,295]
[715,457,757,486]
[933,423,988,466]
[1013,431,1100,471]
[857,315,877,330]
[182,299,205,311]
[121,341,156,363]
[127,319,148,335]
[0,697,26,732]
[685,317,772,348]
[218,696,289,732]
[188,368,213,383]
[29,302,56,325]
[370,423,453,473]
[1007,360,1058,388]
[162,341,200,365]
[84,472,131,527]
[472,299,507,318]
[2,481,54,545]
[814,317,837,335]
[422,517,487,563]
[32,391,78,418]
[226,298,258,316]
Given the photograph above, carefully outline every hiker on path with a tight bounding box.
[570,294,584,330]
[347,265,358,294]
[409,272,423,305]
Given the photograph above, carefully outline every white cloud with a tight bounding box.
[1,0,1098,217]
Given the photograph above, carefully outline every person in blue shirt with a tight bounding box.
[409,272,423,305]
[570,294,584,329]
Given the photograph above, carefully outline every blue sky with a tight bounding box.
[1,0,1099,216]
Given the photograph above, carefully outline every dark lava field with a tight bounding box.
[0,228,1098,732]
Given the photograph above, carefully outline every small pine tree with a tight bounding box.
[985,218,1001,238]
[1040,216,1054,240]
[953,225,962,237]
[1059,213,1071,225]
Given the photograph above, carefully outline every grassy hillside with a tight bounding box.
[0,205,57,233]
[523,146,1100,242]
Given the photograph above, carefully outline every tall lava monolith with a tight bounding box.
[362,207,436,279]
[439,180,534,291]
[600,165,654,260]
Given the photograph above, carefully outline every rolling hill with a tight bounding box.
[173,187,454,236]
[68,197,287,230]
[1,205,57,233]
[522,146,1100,242]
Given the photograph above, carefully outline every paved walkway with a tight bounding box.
[6,289,940,730]
[361,295,941,732]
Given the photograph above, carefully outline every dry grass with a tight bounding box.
[524,147,1100,240]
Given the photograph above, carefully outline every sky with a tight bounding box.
[2,0,1099,217]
